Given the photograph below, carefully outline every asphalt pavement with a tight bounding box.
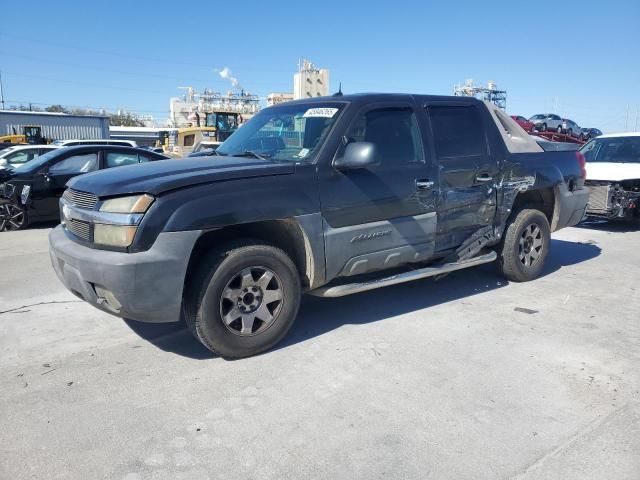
[1,221,638,479]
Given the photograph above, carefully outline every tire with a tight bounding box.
[540,123,547,132]
[183,240,301,358]
[0,200,27,231]
[557,125,563,133]
[496,208,551,282]
[567,128,573,137]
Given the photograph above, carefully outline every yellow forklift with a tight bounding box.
[0,125,48,145]
[165,112,240,157]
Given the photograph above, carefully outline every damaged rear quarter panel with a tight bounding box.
[497,151,583,232]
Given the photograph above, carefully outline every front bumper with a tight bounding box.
[49,225,202,323]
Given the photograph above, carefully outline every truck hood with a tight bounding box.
[67,157,295,197]
[586,162,640,182]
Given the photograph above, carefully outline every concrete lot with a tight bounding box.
[1,222,639,480]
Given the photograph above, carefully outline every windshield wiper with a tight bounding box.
[230,150,271,160]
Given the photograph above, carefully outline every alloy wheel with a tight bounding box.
[0,203,26,231]
[219,266,283,336]
[518,223,544,267]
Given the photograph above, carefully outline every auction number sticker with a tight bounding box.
[303,108,339,118]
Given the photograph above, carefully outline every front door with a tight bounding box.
[319,102,439,280]
[425,103,498,251]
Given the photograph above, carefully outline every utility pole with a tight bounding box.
[635,105,639,132]
[625,104,629,132]
[0,70,5,110]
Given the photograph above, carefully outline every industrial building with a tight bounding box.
[453,79,507,110]
[168,87,260,128]
[293,59,330,99]
[0,110,110,141]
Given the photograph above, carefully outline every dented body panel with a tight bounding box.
[49,93,589,324]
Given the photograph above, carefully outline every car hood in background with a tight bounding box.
[586,162,640,182]
[67,156,295,197]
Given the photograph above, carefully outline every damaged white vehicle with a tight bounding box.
[582,132,640,221]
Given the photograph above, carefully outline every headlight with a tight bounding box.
[21,185,31,204]
[93,224,138,247]
[99,194,154,213]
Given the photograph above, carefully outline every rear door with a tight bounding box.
[319,101,439,279]
[425,102,498,251]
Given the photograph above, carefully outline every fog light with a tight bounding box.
[94,285,122,311]
[93,224,137,247]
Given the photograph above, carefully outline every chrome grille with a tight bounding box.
[66,219,91,241]
[62,189,98,210]
[586,182,612,212]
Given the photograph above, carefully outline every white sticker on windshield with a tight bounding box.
[303,108,338,118]
[296,148,310,158]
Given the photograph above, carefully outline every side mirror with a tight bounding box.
[334,142,379,170]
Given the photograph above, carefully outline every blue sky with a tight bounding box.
[1,0,638,132]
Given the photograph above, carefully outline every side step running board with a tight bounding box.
[309,251,497,298]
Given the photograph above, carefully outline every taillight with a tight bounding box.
[576,151,587,179]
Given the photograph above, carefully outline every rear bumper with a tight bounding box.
[553,185,589,231]
[49,225,201,323]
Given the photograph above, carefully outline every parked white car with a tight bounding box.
[0,145,59,168]
[580,132,640,220]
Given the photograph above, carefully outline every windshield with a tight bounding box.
[580,137,640,163]
[216,102,345,163]
[13,148,61,173]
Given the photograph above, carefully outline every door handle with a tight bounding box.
[415,179,434,190]
[475,173,493,183]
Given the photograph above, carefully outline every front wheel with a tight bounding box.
[540,123,547,132]
[184,241,301,358]
[496,209,551,282]
[0,200,27,231]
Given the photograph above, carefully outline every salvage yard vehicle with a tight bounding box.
[510,115,534,132]
[529,113,563,132]
[558,118,581,138]
[0,145,168,231]
[580,127,602,141]
[581,132,640,221]
[49,94,589,358]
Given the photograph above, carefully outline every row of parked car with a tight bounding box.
[0,140,169,231]
[510,114,602,141]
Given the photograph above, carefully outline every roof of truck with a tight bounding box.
[278,92,484,106]
[596,132,640,138]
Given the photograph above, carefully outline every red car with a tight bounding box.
[511,115,534,132]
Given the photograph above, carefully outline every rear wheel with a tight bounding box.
[183,241,301,358]
[0,200,27,231]
[557,125,563,133]
[496,209,551,282]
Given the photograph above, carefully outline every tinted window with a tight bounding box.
[184,134,195,147]
[429,106,486,159]
[338,107,423,164]
[106,152,139,168]
[49,153,98,174]
[6,150,37,165]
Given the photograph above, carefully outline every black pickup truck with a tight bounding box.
[49,94,589,358]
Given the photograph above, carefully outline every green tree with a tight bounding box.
[45,104,69,113]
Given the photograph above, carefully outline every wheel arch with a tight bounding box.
[510,187,557,229]
[183,216,325,295]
